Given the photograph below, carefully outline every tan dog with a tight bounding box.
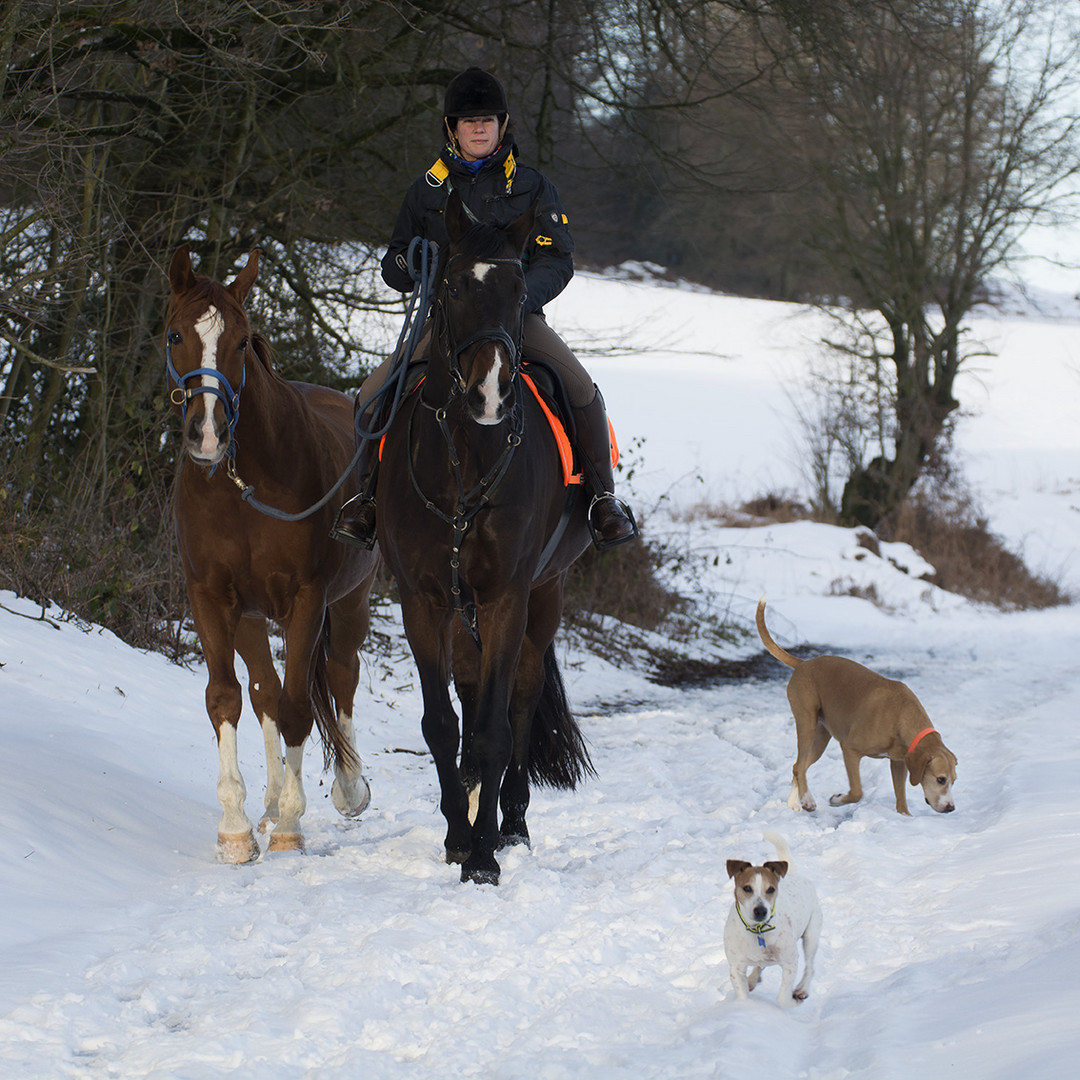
[756,598,957,815]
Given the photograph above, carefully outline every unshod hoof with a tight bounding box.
[331,775,371,818]
[461,863,500,886]
[217,831,260,864]
[268,830,305,853]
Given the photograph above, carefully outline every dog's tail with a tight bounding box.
[763,831,793,868]
[756,596,800,670]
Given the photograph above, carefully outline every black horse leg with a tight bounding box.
[461,601,524,884]
[460,676,513,884]
[498,637,545,849]
[404,602,472,864]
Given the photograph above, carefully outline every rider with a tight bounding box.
[331,66,637,551]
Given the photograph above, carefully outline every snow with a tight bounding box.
[3,269,1080,1079]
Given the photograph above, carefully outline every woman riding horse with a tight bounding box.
[332,66,636,552]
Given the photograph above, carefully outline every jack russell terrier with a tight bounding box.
[724,833,822,1007]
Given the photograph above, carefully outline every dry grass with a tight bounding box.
[881,489,1068,610]
[674,490,812,527]
[563,535,686,632]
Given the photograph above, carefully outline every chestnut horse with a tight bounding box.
[377,192,595,885]
[166,246,379,861]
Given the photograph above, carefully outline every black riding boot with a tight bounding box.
[330,443,379,550]
[573,388,638,551]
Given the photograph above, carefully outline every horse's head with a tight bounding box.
[165,246,259,467]
[438,191,535,426]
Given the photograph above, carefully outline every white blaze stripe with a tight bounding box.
[475,345,504,424]
[192,305,224,452]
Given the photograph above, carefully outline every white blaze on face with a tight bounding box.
[473,345,505,424]
[192,305,225,456]
[471,263,507,424]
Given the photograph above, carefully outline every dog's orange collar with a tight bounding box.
[908,727,937,755]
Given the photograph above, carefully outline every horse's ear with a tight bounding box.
[444,190,470,244]
[227,249,261,304]
[507,199,539,256]
[168,246,195,296]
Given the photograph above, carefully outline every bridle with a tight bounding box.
[165,328,247,475]
[431,253,525,394]
[410,251,528,646]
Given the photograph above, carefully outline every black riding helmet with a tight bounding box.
[443,67,509,121]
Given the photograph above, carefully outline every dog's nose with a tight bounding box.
[753,905,768,921]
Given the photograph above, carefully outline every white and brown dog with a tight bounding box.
[724,834,821,1007]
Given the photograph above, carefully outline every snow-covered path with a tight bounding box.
[3,574,1079,1078]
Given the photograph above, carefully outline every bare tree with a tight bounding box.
[757,0,1080,525]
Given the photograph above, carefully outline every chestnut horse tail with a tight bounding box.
[528,645,596,790]
[310,614,360,773]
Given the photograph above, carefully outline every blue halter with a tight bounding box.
[166,339,246,473]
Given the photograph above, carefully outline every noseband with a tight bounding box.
[165,335,246,470]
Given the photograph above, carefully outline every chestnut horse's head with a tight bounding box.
[437,191,535,426]
[165,246,260,468]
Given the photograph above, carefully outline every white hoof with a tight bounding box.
[217,831,260,863]
[331,774,371,818]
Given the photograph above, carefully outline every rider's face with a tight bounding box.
[454,115,500,161]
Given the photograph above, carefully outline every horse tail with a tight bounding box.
[528,644,596,790]
[310,613,359,773]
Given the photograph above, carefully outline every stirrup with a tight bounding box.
[329,498,377,550]
[587,492,638,552]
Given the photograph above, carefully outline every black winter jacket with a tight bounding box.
[380,140,574,315]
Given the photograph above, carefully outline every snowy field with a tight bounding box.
[2,269,1080,1079]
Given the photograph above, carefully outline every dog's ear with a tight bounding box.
[726,860,751,879]
[906,745,931,786]
[764,860,788,878]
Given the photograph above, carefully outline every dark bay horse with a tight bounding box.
[166,246,379,861]
[377,192,595,885]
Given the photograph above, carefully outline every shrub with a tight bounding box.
[881,487,1068,609]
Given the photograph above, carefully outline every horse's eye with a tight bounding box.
[167,330,182,345]
[238,336,248,352]
[448,286,460,301]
